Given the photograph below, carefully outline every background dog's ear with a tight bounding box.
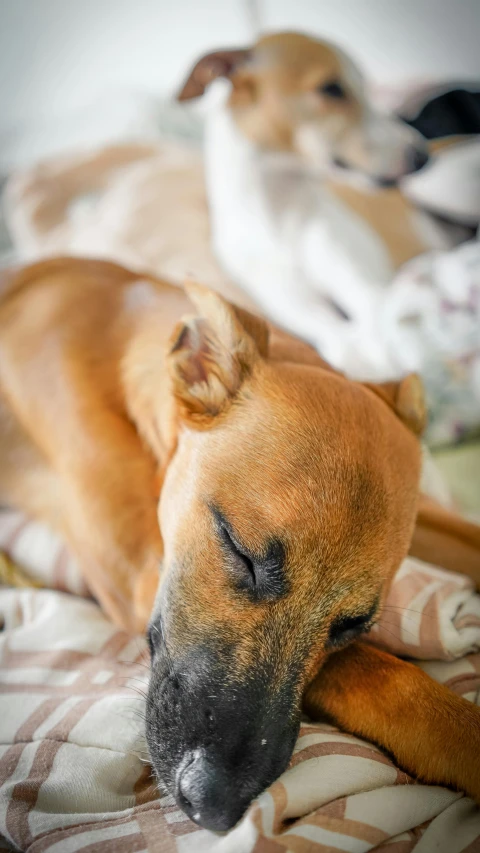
[177,48,251,101]
[167,282,269,423]
[366,374,427,436]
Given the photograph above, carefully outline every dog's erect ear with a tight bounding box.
[229,304,269,358]
[177,49,251,101]
[366,374,427,436]
[167,282,269,423]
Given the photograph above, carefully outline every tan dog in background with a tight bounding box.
[0,257,479,831]
[178,32,465,375]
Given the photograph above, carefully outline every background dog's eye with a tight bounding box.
[318,80,346,99]
[328,611,373,647]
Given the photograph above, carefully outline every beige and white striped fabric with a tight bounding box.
[1,508,480,853]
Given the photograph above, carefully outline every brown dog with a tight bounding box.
[0,257,479,831]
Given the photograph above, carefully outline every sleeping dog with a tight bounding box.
[178,32,463,375]
[0,258,479,831]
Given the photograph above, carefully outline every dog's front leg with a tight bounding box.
[58,414,164,634]
[304,642,480,803]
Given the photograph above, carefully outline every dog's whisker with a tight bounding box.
[127,685,149,701]
[374,620,420,643]
[129,709,147,720]
[127,677,148,688]
[372,624,404,645]
[120,660,151,670]
[127,684,147,699]
[381,605,437,621]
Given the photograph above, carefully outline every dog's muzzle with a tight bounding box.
[146,641,300,831]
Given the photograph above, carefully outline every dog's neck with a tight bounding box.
[202,102,401,356]
[204,102,327,239]
[203,100,451,284]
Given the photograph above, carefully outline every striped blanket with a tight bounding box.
[1,506,480,853]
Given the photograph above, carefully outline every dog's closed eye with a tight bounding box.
[328,602,377,647]
[218,519,256,585]
[212,507,287,602]
[317,80,347,100]
[147,621,159,659]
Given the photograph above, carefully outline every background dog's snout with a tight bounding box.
[407,146,430,174]
[177,750,242,832]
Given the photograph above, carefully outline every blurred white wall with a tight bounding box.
[263,0,480,85]
[0,0,252,130]
[1,0,479,133]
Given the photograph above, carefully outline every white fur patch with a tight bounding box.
[123,279,158,313]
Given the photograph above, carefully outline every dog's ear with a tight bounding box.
[366,374,427,435]
[167,282,269,423]
[177,48,251,101]
[229,304,269,358]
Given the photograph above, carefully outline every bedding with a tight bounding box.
[434,441,480,515]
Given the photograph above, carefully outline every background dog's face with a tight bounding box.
[146,285,424,831]
[178,31,429,185]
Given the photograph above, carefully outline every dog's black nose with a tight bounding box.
[177,750,243,832]
[407,146,430,173]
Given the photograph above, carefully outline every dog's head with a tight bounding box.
[178,31,428,185]
[146,283,425,831]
